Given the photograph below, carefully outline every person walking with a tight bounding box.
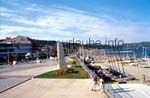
[91,74,97,91]
[98,77,104,92]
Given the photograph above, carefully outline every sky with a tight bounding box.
[0,0,150,43]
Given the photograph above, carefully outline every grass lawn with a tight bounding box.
[0,62,7,66]
[36,56,89,79]
[36,66,89,79]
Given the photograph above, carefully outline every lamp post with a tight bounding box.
[79,46,85,64]
[126,44,129,57]
[15,41,18,61]
[7,48,10,65]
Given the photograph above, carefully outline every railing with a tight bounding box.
[76,56,94,78]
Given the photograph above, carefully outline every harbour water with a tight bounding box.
[93,48,150,58]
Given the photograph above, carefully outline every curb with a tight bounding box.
[0,78,32,93]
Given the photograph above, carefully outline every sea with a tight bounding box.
[94,48,150,58]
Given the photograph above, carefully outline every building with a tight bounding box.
[0,36,32,59]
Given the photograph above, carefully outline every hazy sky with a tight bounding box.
[0,0,150,42]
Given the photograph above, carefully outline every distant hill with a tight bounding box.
[125,42,150,48]
[1,36,150,49]
[31,39,56,47]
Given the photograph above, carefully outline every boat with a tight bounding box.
[138,59,150,68]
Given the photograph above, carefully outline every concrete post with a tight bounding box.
[57,42,66,70]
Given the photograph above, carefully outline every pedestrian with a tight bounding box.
[98,77,104,92]
[91,74,97,91]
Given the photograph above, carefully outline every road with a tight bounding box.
[0,59,57,93]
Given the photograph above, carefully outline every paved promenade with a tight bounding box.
[0,79,107,98]
[105,83,150,98]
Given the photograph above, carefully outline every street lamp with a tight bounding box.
[7,48,10,65]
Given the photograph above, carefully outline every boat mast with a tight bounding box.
[143,47,147,60]
[127,44,129,57]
